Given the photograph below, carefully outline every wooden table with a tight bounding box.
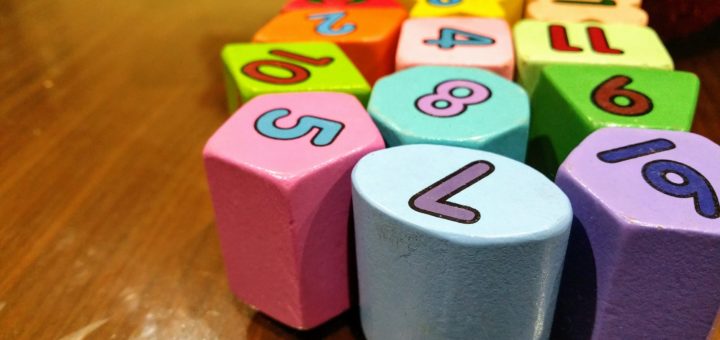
[0,1,717,338]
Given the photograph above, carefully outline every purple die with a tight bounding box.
[553,127,720,340]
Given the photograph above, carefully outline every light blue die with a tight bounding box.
[352,144,572,340]
[368,66,530,161]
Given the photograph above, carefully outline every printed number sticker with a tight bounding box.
[597,139,720,219]
[549,25,623,54]
[242,49,333,85]
[409,160,494,224]
[592,75,653,116]
[309,11,356,36]
[415,79,492,117]
[424,28,494,49]
[255,108,344,147]
[428,0,462,6]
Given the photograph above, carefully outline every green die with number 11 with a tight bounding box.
[528,65,699,177]
[221,42,370,112]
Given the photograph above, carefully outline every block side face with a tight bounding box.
[591,227,720,340]
[396,18,514,79]
[544,65,698,132]
[368,66,530,160]
[562,127,720,232]
[202,155,302,326]
[222,42,369,104]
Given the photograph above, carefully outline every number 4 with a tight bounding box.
[425,28,495,50]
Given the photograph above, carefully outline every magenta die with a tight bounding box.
[396,17,514,79]
[554,127,720,339]
[203,92,384,329]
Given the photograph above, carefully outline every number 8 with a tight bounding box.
[415,79,492,118]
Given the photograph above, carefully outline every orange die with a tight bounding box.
[253,8,407,84]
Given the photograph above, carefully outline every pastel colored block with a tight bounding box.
[368,66,530,161]
[253,8,407,84]
[396,18,514,79]
[221,42,369,112]
[525,0,648,26]
[281,0,403,12]
[554,127,720,340]
[352,144,572,339]
[203,92,384,329]
[528,65,699,176]
[513,20,674,94]
[410,0,506,21]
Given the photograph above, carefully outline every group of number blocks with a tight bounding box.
[206,0,720,338]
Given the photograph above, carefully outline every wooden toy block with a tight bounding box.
[368,66,529,161]
[253,8,407,84]
[352,144,572,339]
[203,92,384,329]
[554,127,720,340]
[396,18,514,79]
[528,65,699,177]
[281,0,403,12]
[221,42,369,112]
[409,0,505,20]
[513,20,673,94]
[525,0,648,26]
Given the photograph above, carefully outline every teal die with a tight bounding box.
[368,66,530,161]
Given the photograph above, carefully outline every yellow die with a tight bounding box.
[410,0,506,21]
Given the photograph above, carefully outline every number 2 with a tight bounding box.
[255,108,344,147]
[309,11,356,36]
[425,28,494,49]
[415,79,492,117]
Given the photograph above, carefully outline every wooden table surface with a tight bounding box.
[0,1,718,339]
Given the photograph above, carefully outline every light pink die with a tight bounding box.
[396,17,515,80]
[203,92,384,329]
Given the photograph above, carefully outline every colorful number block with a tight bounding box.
[368,66,529,161]
[253,8,407,84]
[203,92,384,329]
[410,0,505,20]
[221,42,369,112]
[513,20,673,94]
[711,311,720,340]
[352,144,572,339]
[396,18,514,79]
[525,0,648,26]
[528,65,699,176]
[554,127,720,340]
[281,0,403,12]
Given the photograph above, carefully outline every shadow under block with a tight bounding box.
[513,20,673,94]
[554,127,720,340]
[525,0,648,26]
[352,144,572,340]
[396,18,514,79]
[281,0,403,12]
[528,65,699,177]
[221,42,369,112]
[253,8,407,84]
[368,66,529,161]
[203,92,384,329]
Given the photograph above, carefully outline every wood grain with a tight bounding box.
[0,1,717,339]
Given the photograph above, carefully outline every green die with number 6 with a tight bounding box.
[528,65,699,177]
[221,42,370,112]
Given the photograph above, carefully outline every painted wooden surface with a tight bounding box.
[0,0,718,338]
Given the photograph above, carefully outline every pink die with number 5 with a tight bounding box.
[203,92,384,329]
[396,17,515,80]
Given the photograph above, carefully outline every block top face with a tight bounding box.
[369,66,529,145]
[541,65,699,131]
[222,42,369,97]
[397,18,513,73]
[559,128,720,233]
[410,0,505,18]
[525,0,648,25]
[353,144,572,242]
[253,8,407,44]
[282,0,403,12]
[204,92,383,180]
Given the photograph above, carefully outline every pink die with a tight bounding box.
[396,18,515,80]
[203,92,384,329]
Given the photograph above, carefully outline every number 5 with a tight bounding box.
[255,108,344,147]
